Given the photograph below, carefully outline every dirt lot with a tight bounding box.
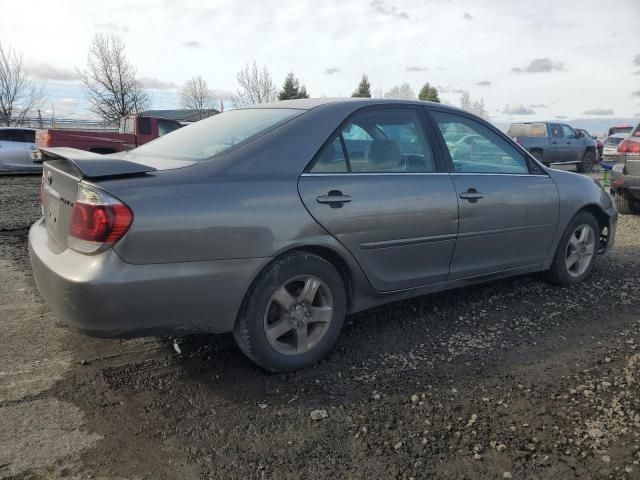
[1,173,639,480]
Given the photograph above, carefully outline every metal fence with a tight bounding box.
[9,116,118,131]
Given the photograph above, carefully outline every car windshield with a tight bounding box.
[506,123,547,137]
[133,108,303,161]
[604,136,625,147]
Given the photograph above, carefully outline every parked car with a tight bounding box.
[577,128,603,161]
[29,98,617,372]
[610,122,640,214]
[601,133,628,165]
[32,115,182,157]
[507,122,597,172]
[0,127,40,173]
[608,124,634,137]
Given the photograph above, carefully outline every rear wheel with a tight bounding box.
[233,251,346,372]
[546,211,599,286]
[576,150,595,173]
[615,191,640,215]
[530,150,545,165]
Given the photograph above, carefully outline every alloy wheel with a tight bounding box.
[565,224,595,278]
[263,275,334,355]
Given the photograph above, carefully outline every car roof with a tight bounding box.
[0,127,35,132]
[239,97,461,113]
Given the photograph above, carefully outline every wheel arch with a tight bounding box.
[577,203,613,253]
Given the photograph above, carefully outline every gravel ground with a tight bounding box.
[1,172,639,480]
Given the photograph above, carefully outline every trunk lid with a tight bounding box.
[39,147,159,250]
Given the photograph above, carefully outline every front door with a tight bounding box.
[298,107,459,292]
[428,109,559,280]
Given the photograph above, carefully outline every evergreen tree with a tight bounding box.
[278,72,309,100]
[418,82,440,103]
[351,74,372,98]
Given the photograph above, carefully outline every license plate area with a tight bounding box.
[44,187,61,233]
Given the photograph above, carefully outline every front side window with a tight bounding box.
[431,111,529,174]
[562,125,577,139]
[134,108,302,161]
[311,109,436,173]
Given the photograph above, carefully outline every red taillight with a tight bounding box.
[68,183,133,254]
[618,140,640,154]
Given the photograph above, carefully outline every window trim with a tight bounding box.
[423,106,548,176]
[304,104,446,175]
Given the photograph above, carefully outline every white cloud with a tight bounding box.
[503,104,535,115]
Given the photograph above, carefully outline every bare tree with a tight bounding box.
[0,43,45,126]
[181,76,217,117]
[233,61,277,107]
[78,34,150,123]
[384,83,416,100]
[460,90,489,120]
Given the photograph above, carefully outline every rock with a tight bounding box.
[588,428,604,439]
[503,473,513,479]
[372,392,381,400]
[411,394,419,404]
[467,414,478,427]
[473,453,482,460]
[497,444,507,452]
[310,409,328,421]
[601,455,611,463]
[394,441,403,450]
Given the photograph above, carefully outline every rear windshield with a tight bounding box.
[507,123,547,138]
[133,108,303,161]
[604,136,625,147]
[608,126,633,136]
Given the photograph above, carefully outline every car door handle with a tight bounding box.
[459,190,484,202]
[317,191,351,206]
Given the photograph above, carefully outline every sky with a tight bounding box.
[1,0,639,126]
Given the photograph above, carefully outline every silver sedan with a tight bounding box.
[0,127,40,173]
[29,98,617,371]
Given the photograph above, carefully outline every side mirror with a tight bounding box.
[575,131,583,138]
[591,135,597,139]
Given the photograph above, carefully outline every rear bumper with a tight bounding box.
[610,168,640,195]
[28,218,270,337]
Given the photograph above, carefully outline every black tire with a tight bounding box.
[233,251,346,372]
[615,191,640,215]
[576,150,595,173]
[530,150,544,164]
[545,211,599,287]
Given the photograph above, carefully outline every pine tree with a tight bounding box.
[278,72,309,100]
[351,74,372,98]
[418,82,440,103]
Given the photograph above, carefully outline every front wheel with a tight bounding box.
[233,252,346,372]
[576,150,595,173]
[545,212,599,286]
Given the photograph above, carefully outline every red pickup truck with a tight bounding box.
[34,115,182,155]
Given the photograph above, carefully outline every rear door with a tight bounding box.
[547,124,566,162]
[428,108,559,280]
[298,106,459,292]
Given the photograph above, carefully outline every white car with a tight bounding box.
[0,127,40,173]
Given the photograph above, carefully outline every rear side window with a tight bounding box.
[133,108,302,161]
[312,137,348,173]
[549,124,562,138]
[507,123,547,138]
[157,119,181,137]
[432,111,529,174]
[138,117,152,135]
[311,109,437,173]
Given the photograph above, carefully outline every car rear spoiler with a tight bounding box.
[36,147,156,179]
